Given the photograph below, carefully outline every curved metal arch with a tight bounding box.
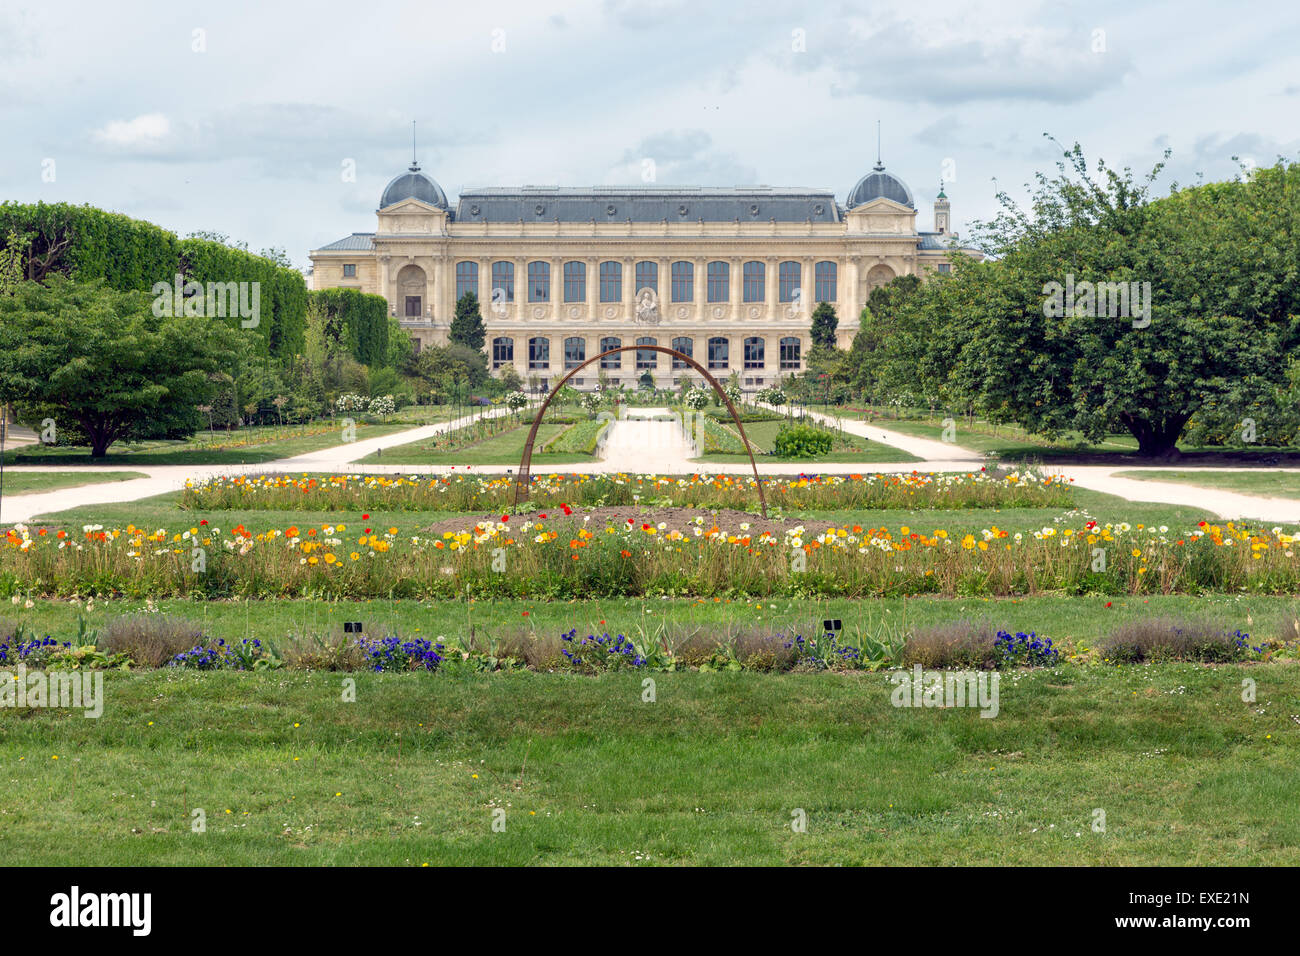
[513,345,768,517]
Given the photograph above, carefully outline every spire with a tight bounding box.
[410,121,420,172]
[874,120,884,171]
[937,178,947,199]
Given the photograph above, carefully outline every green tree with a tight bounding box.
[0,277,235,456]
[809,301,839,349]
[873,145,1299,457]
[450,292,486,351]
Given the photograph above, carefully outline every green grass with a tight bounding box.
[359,421,598,465]
[0,470,148,495]
[1115,470,1300,500]
[695,419,919,464]
[1,422,419,466]
[2,664,1296,864]
[807,407,1300,464]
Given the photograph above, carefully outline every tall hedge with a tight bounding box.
[309,287,390,367]
[0,201,307,359]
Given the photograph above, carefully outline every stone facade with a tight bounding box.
[309,163,980,391]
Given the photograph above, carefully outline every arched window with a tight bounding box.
[778,261,800,303]
[528,336,550,369]
[742,261,765,302]
[491,261,514,302]
[563,262,586,303]
[455,261,479,301]
[706,261,729,302]
[599,261,622,302]
[814,261,837,302]
[563,337,586,368]
[528,262,550,302]
[397,264,426,317]
[636,336,657,369]
[599,336,621,368]
[779,336,801,370]
[707,336,729,370]
[670,261,694,302]
[743,336,765,369]
[635,261,657,295]
[670,336,693,369]
[492,336,514,369]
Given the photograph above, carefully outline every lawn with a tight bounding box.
[358,421,601,466]
[694,419,919,464]
[2,664,1295,865]
[1115,470,1300,500]
[1,421,421,466]
[0,470,148,495]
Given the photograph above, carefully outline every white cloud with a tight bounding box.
[91,113,173,151]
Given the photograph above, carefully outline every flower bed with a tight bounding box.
[178,469,1073,513]
[3,516,1297,600]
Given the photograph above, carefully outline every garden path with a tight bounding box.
[5,407,1300,525]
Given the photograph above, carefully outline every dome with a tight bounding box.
[846,163,914,209]
[380,163,448,209]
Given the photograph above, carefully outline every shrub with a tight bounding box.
[901,621,1001,669]
[773,422,833,458]
[100,614,209,668]
[367,394,395,416]
[335,392,367,413]
[1100,619,1266,663]
[683,387,709,410]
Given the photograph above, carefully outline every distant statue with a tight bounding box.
[634,287,660,324]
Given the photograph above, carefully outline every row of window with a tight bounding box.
[492,336,802,371]
[456,260,838,304]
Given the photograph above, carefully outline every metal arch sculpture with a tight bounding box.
[513,345,768,517]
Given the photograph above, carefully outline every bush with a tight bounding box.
[901,621,1001,669]
[100,614,209,668]
[683,388,709,410]
[1100,619,1266,663]
[367,394,396,416]
[772,423,833,458]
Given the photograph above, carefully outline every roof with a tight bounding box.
[846,164,915,209]
[316,232,375,251]
[381,164,448,209]
[453,185,841,223]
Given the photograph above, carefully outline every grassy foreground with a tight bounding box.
[3,665,1295,865]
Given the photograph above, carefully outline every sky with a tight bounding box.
[2,0,1298,271]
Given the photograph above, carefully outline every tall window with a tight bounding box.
[564,262,586,303]
[779,337,801,369]
[528,337,550,369]
[778,261,800,302]
[564,336,585,368]
[635,261,657,295]
[492,337,514,369]
[599,337,621,368]
[742,261,765,302]
[814,261,837,302]
[706,261,729,302]
[744,337,765,369]
[599,261,622,302]
[528,262,550,302]
[456,261,479,301]
[636,336,657,369]
[707,337,729,370]
[670,261,694,302]
[491,261,514,302]
[670,336,693,369]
